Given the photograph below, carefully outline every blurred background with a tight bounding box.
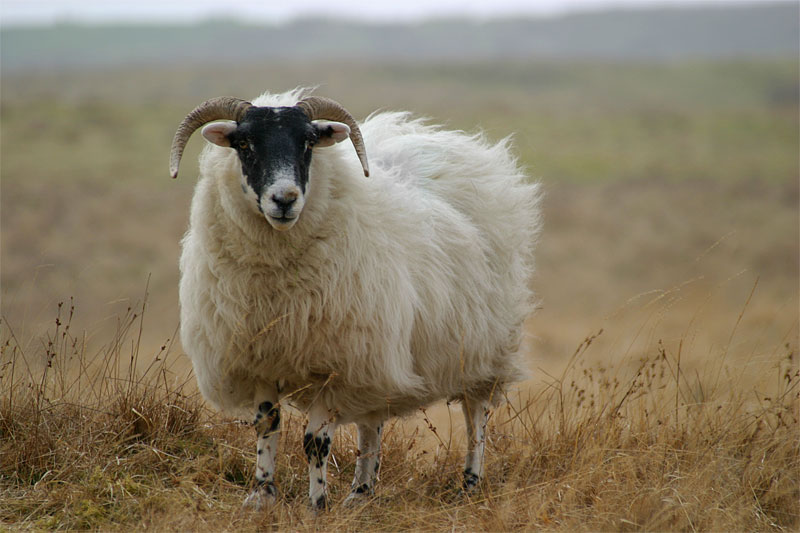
[1,0,797,388]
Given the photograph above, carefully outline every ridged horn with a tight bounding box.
[169,97,252,179]
[296,96,370,177]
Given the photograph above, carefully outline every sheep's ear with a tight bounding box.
[314,121,350,147]
[202,122,238,147]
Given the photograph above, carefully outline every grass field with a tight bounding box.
[1,60,798,530]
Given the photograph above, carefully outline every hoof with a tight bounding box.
[242,483,277,511]
[461,470,481,494]
[342,485,372,507]
[310,493,328,513]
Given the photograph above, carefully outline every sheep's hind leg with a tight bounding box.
[304,403,337,511]
[343,417,384,506]
[243,385,281,510]
[462,395,490,493]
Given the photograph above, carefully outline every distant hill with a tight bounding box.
[1,3,797,72]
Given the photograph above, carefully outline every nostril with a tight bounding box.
[271,194,297,212]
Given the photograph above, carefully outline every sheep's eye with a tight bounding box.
[238,140,249,150]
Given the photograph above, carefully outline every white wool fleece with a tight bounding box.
[179,88,541,423]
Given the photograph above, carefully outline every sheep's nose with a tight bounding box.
[271,193,297,214]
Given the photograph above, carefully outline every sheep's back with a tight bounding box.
[360,112,541,400]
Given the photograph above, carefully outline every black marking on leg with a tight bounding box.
[303,433,313,458]
[303,433,331,468]
[257,448,263,455]
[463,468,480,489]
[314,494,328,510]
[269,409,281,432]
[255,478,277,496]
[374,460,380,473]
[353,483,371,495]
[317,478,324,484]
[319,435,331,465]
[255,402,281,437]
[262,402,281,426]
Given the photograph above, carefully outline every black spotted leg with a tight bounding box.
[303,403,337,511]
[243,386,280,509]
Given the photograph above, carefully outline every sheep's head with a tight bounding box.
[169,96,369,231]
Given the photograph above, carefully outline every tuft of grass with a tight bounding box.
[482,337,799,531]
[0,296,209,529]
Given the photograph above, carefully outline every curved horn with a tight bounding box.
[296,96,370,177]
[169,97,252,179]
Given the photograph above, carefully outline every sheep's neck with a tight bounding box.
[211,170,328,269]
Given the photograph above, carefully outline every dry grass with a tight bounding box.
[2,285,797,531]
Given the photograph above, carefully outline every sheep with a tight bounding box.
[169,88,540,510]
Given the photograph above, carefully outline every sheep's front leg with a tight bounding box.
[462,395,490,492]
[243,385,281,509]
[304,403,337,511]
[343,417,384,505]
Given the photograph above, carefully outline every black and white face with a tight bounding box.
[202,106,350,231]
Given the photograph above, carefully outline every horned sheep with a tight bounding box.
[169,88,540,510]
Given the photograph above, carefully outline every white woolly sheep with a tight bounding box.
[169,88,540,510]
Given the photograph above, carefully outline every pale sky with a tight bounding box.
[0,0,778,26]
